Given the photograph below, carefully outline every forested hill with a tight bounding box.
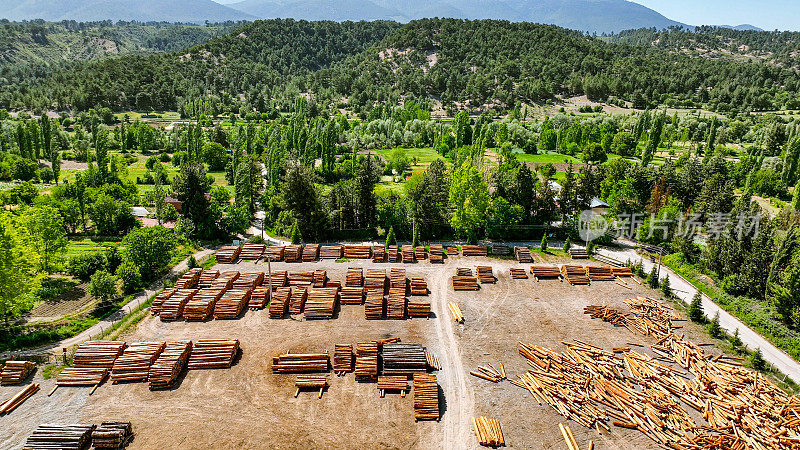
[2,19,800,114]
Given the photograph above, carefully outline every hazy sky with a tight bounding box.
[631,0,799,30]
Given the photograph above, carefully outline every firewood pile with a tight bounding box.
[196,270,220,289]
[569,248,589,259]
[272,352,329,373]
[264,245,284,261]
[294,375,327,398]
[269,287,291,319]
[23,424,96,450]
[473,417,504,448]
[333,344,353,373]
[151,288,176,315]
[1,382,39,415]
[339,287,364,305]
[389,268,406,289]
[515,246,533,263]
[91,422,133,449]
[448,302,464,323]
[387,245,400,262]
[213,289,250,319]
[413,373,439,421]
[232,272,264,291]
[378,376,409,396]
[159,289,195,321]
[215,245,241,263]
[612,267,634,277]
[1,361,35,385]
[365,269,387,293]
[56,367,109,389]
[305,288,338,319]
[319,245,342,259]
[470,363,506,383]
[148,340,192,390]
[175,268,201,289]
[561,265,590,285]
[401,245,415,263]
[415,246,427,260]
[407,300,431,318]
[529,266,562,281]
[386,287,407,319]
[74,341,127,368]
[345,267,363,287]
[344,245,371,259]
[490,245,510,256]
[364,289,384,319]
[248,287,269,310]
[510,268,528,279]
[240,243,265,260]
[264,270,287,290]
[110,342,165,383]
[446,246,459,256]
[288,271,314,286]
[372,245,385,263]
[187,339,239,370]
[409,278,428,295]
[586,265,615,281]
[355,342,379,381]
[285,287,306,315]
[381,343,427,375]
[284,245,303,262]
[462,245,488,257]
[456,267,473,276]
[452,276,479,291]
[477,266,496,283]
[429,244,444,263]
[312,269,327,288]
[302,243,319,261]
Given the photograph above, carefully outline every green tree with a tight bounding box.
[88,270,119,304]
[730,328,742,348]
[385,226,396,248]
[708,312,722,339]
[660,274,672,298]
[612,131,636,156]
[122,226,177,281]
[115,261,141,294]
[23,205,68,273]
[172,160,217,239]
[449,161,490,243]
[688,291,704,322]
[749,348,766,372]
[290,221,302,244]
[646,266,659,288]
[202,141,229,171]
[0,212,42,321]
[540,235,548,252]
[563,237,571,252]
[88,194,137,236]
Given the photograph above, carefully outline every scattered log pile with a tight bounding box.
[288,287,308,315]
[413,373,439,421]
[568,248,589,259]
[196,270,220,289]
[365,269,387,293]
[263,245,284,261]
[0,383,39,415]
[407,300,431,318]
[269,287,291,319]
[515,246,533,263]
[561,265,590,285]
[355,342,379,381]
[378,376,409,396]
[232,272,264,291]
[272,352,329,373]
[386,287,407,319]
[446,246,459,256]
[312,269,327,288]
[339,287,364,305]
[333,344,353,373]
[240,243,265,260]
[415,246,426,261]
[612,267,633,277]
[364,289,384,319]
[248,287,270,310]
[183,288,223,321]
[452,276,479,291]
[215,245,241,263]
[510,268,528,279]
[344,245,371,259]
[448,302,464,323]
[529,266,562,281]
[477,266,496,283]
[462,245,488,257]
[585,265,615,281]
[387,245,400,263]
[429,244,444,263]
[1,361,35,385]
[288,271,314,286]
[402,245,415,263]
[345,267,363,287]
[294,375,327,398]
[151,288,176,315]
[73,341,127,368]
[302,243,320,261]
[382,343,427,375]
[110,342,165,383]
[159,289,196,321]
[490,246,510,256]
[187,339,239,370]
[92,422,133,449]
[372,245,385,263]
[305,288,338,319]
[148,340,192,390]
[175,268,201,289]
[473,416,504,448]
[23,424,96,450]
[213,290,250,319]
[409,278,427,295]
[389,268,406,290]
[319,245,343,259]
[284,245,303,262]
[264,270,287,290]
[470,363,506,383]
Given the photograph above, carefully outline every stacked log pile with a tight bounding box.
[175,268,201,289]
[196,270,220,289]
[448,302,464,323]
[339,287,364,305]
[151,288,176,315]
[389,268,406,290]
[462,245,488,257]
[409,278,427,295]
[288,287,308,315]
[272,352,329,373]
[215,245,241,263]
[304,288,338,319]
[612,267,634,277]
[333,344,353,373]
[110,342,165,383]
[413,374,439,421]
[477,266,496,283]
[387,245,400,263]
[345,267,363,287]
[319,245,343,259]
[515,246,533,263]
[381,343,427,375]
[23,424,95,450]
[312,269,327,288]
[473,417,504,447]
[209,272,235,290]
[490,246,510,256]
[586,265,615,281]
[1,361,35,385]
[302,243,320,261]
[159,289,195,321]
[294,375,327,398]
[344,245,371,259]
[240,243,265,260]
[529,266,562,281]
[429,244,444,263]
[386,287,407,319]
[264,271,287,290]
[187,339,239,370]
[284,245,303,262]
[73,341,127,368]
[232,272,263,291]
[269,287,291,319]
[364,290,384,319]
[183,288,223,321]
[407,300,431,318]
[264,245,284,261]
[561,265,590,285]
[288,271,314,286]
[452,276,479,291]
[415,246,427,261]
[510,268,528,279]
[55,367,109,388]
[372,245,385,263]
[568,248,589,259]
[148,340,192,390]
[378,376,409,396]
[213,290,250,319]
[456,267,473,276]
[355,342,379,381]
[401,245,415,263]
[446,247,459,256]
[248,287,270,310]
[92,422,133,449]
[365,269,387,293]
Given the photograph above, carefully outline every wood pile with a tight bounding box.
[586,265,615,281]
[386,287,407,319]
[407,300,431,318]
[446,246,459,256]
[110,342,164,383]
[232,272,263,291]
[510,268,528,279]
[473,417,504,448]
[452,276,479,291]
[344,245,371,259]
[364,290,384,319]
[294,375,327,398]
[183,288,223,321]
[240,243,265,260]
[401,245,415,263]
[382,343,427,375]
[456,267,473,276]
[269,287,291,319]
[264,270,287,290]
[263,245,284,261]
[187,339,239,370]
[415,246,427,260]
[413,373,439,421]
[287,287,307,315]
[389,268,406,289]
[462,245,488,257]
[213,289,250,319]
[215,245,241,263]
[365,269,387,293]
[312,269,327,288]
[339,287,364,305]
[0,383,39,415]
[429,244,444,263]
[159,289,195,321]
[409,278,427,295]
[470,363,506,383]
[529,266,562,281]
[326,280,341,289]
[345,267,363,287]
[355,342,378,382]
[175,268,201,289]
[612,266,633,277]
[248,287,270,310]
[319,245,342,259]
[196,270,220,289]
[151,288,175,315]
[333,344,353,373]
[387,245,400,262]
[304,288,338,319]
[490,245,510,256]
[372,245,385,263]
[448,302,464,323]
[92,422,132,449]
[288,271,314,286]
[569,248,589,259]
[271,352,329,373]
[477,266,496,283]
[55,367,108,390]
[73,341,126,368]
[23,424,96,450]
[561,265,590,285]
[148,340,192,390]
[284,245,303,262]
[515,246,533,263]
[378,376,409,396]
[209,273,234,290]
[1,360,35,385]
[302,243,319,261]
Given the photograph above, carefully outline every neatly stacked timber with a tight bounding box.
[415,246,426,260]
[586,265,615,281]
[529,266,562,281]
[446,246,459,256]
[174,268,201,289]
[302,243,319,261]
[232,272,263,291]
[409,278,427,295]
[73,341,126,368]
[264,271,287,290]
[56,367,109,388]
[288,287,307,315]
[248,287,270,310]
[294,375,327,397]
[284,245,303,262]
[401,245,414,263]
[490,246,510,256]
[354,342,378,382]
[215,245,240,263]
[515,246,533,263]
[304,288,338,319]
[364,290,384,319]
[1,361,35,385]
[339,287,364,305]
[387,245,400,262]
[272,352,329,373]
[159,289,195,321]
[287,271,314,286]
[312,269,327,288]
[561,265,590,285]
[345,267,363,287]
[612,266,633,277]
[473,417,504,447]
[269,287,291,319]
[389,268,406,290]
[183,288,223,321]
[319,245,342,259]
[386,287,407,319]
[452,276,479,291]
[407,300,431,318]
[333,344,353,373]
[196,270,219,289]
[213,289,250,319]
[510,268,528,279]
[429,244,444,263]
[0,383,39,415]
[240,243,265,260]
[365,269,386,293]
[344,245,371,259]
[568,248,589,259]
[378,376,409,396]
[476,266,495,283]
[187,339,239,370]
[372,245,385,263]
[148,340,192,390]
[413,374,439,420]
[151,288,176,315]
[381,343,427,375]
[23,424,95,450]
[263,245,284,261]
[110,342,165,383]
[456,267,473,276]
[462,245,487,257]
[92,422,133,449]
[448,302,464,323]
[209,272,235,290]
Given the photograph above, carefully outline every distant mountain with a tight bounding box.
[227,0,687,33]
[0,0,254,23]
[726,24,764,31]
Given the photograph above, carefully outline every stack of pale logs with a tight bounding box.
[215,245,240,263]
[288,271,314,285]
[91,422,133,449]
[387,245,400,262]
[446,246,459,256]
[248,287,270,310]
[409,278,427,295]
[372,245,385,263]
[415,246,426,261]
[530,265,562,281]
[263,245,284,261]
[386,287,407,319]
[302,243,319,261]
[612,266,633,277]
[1,360,35,385]
[319,245,342,259]
[561,265,590,285]
[57,341,127,391]
[294,375,327,398]
[264,270,287,289]
[473,417,504,447]
[429,244,444,263]
[148,340,192,390]
[476,266,495,283]
[568,248,589,259]
[175,268,201,289]
[284,245,303,262]
[272,352,329,373]
[239,243,265,260]
[23,424,96,449]
[196,270,219,289]
[269,287,291,318]
[213,289,250,319]
[452,275,479,291]
[365,269,387,292]
[344,245,371,259]
[339,287,364,305]
[470,363,506,383]
[159,289,196,321]
[232,272,263,291]
[407,299,431,318]
[355,342,379,381]
[515,246,533,263]
[333,344,353,373]
[183,288,223,320]
[150,288,174,316]
[401,245,414,263]
[586,265,615,281]
[288,287,308,315]
[345,267,363,287]
[510,268,528,279]
[312,269,327,288]
[448,302,464,323]
[413,373,439,421]
[304,288,338,319]
[364,289,384,319]
[462,245,488,257]
[110,342,165,383]
[378,376,409,396]
[389,268,406,290]
[187,339,239,370]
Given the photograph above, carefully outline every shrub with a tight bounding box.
[385,226,396,248]
[646,266,659,288]
[563,237,571,252]
[540,235,548,252]
[660,274,672,298]
[88,270,119,303]
[290,222,302,244]
[116,261,142,294]
[187,255,199,269]
[688,291,704,322]
[708,312,722,339]
[749,348,767,371]
[68,253,108,281]
[122,226,178,281]
[730,328,742,348]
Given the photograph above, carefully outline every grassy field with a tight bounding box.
[515,151,582,164]
[66,237,123,258]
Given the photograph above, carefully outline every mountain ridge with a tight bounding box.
[0,0,255,23]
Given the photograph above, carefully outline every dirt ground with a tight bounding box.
[0,254,722,449]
